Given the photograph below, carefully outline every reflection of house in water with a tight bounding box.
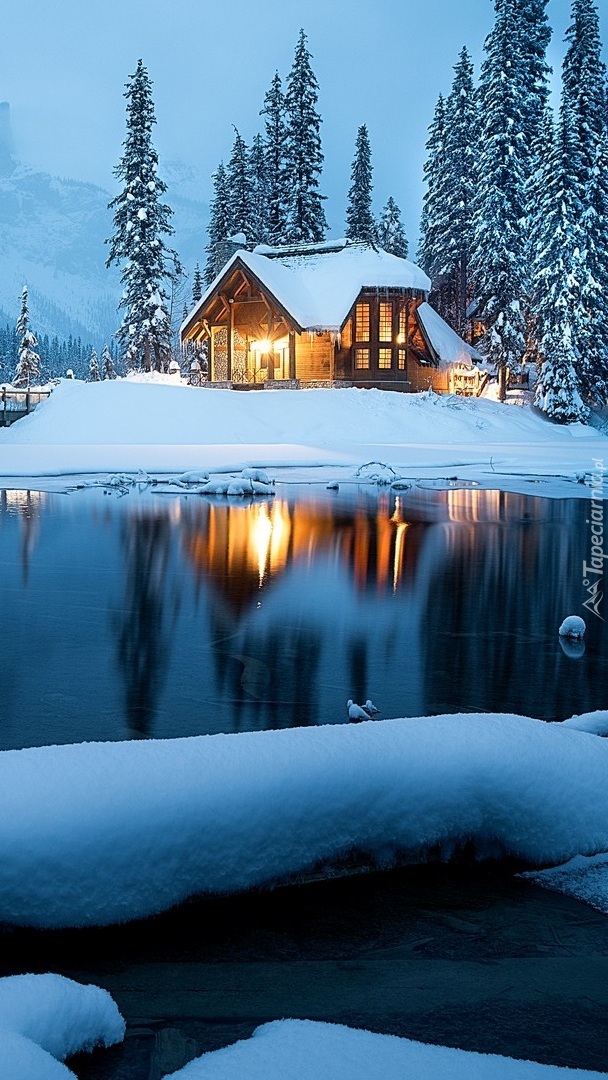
[182,494,427,610]
[114,510,177,738]
[0,489,47,583]
[180,494,430,730]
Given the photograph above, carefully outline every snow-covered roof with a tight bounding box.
[416,302,483,368]
[182,242,431,335]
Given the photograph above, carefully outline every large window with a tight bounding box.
[355,347,370,369]
[379,302,392,342]
[355,303,370,341]
[378,347,392,370]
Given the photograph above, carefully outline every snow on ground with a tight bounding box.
[0,974,125,1078]
[3,713,608,929]
[523,853,608,917]
[0,379,605,497]
[165,1019,608,1080]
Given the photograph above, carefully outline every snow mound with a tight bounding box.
[559,615,586,638]
[0,974,124,1078]
[165,1019,608,1079]
[2,713,608,928]
[0,378,604,493]
[562,711,608,736]
[523,852,608,917]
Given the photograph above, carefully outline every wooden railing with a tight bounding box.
[0,388,53,427]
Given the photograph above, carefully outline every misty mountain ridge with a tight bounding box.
[0,127,209,345]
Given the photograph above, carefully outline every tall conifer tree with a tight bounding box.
[13,286,41,388]
[470,0,528,398]
[530,107,589,420]
[560,0,608,400]
[248,133,270,246]
[377,197,408,258]
[106,60,179,372]
[191,263,203,305]
[418,94,453,319]
[204,162,230,285]
[345,124,376,244]
[261,72,289,245]
[284,30,327,243]
[226,128,252,242]
[443,47,479,334]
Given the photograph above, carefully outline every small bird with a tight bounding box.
[364,699,380,716]
[347,699,372,722]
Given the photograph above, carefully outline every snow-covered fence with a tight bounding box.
[0,387,53,426]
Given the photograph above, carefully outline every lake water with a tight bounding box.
[1,482,608,1076]
[0,483,605,749]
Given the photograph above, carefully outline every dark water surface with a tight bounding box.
[1,484,608,1077]
[0,484,606,749]
[2,866,608,1077]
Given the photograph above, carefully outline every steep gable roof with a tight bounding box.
[182,241,431,336]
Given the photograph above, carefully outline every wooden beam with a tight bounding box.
[227,301,233,381]
[289,331,296,379]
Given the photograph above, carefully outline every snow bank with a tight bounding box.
[0,379,604,494]
[0,974,124,1078]
[2,713,608,928]
[523,853,608,916]
[165,1019,608,1079]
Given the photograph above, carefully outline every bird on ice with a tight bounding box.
[364,699,380,716]
[347,699,374,721]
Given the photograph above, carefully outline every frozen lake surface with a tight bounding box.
[0,483,605,749]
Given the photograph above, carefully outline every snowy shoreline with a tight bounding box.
[2,711,608,930]
[0,380,605,499]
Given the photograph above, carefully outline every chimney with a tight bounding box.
[217,232,247,269]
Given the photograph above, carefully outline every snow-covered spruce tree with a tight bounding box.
[13,286,41,388]
[87,348,101,382]
[204,162,231,285]
[535,324,588,422]
[560,0,608,401]
[518,0,552,179]
[529,107,589,420]
[417,94,454,322]
[101,343,117,380]
[226,128,252,242]
[261,72,290,245]
[470,0,528,399]
[191,263,203,305]
[377,197,408,258]
[442,47,479,335]
[345,124,377,244]
[106,60,180,373]
[248,133,269,246]
[284,29,327,243]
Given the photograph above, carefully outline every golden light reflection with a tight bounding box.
[393,523,408,593]
[183,493,427,610]
[252,503,273,585]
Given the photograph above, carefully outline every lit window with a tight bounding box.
[355,303,370,341]
[399,305,407,340]
[379,302,392,341]
[398,348,407,371]
[379,347,392,370]
[355,347,370,369]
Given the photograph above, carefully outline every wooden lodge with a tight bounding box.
[181,239,482,393]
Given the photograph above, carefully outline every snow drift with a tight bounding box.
[2,712,608,928]
[0,974,125,1078]
[165,1019,608,1080]
[0,378,604,490]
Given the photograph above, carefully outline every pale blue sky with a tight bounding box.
[1,0,603,241]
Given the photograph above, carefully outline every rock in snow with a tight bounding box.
[0,973,125,1078]
[164,1019,608,1080]
[2,713,608,928]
